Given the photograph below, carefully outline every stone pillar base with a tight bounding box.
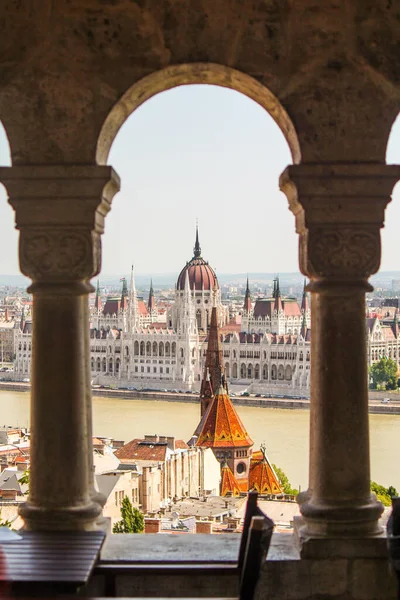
[293,516,388,559]
[20,500,102,532]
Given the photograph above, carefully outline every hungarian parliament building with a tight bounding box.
[14,231,311,393]
[14,230,400,393]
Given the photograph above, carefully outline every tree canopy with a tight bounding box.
[113,497,144,534]
[272,464,298,496]
[371,481,398,507]
[369,357,398,390]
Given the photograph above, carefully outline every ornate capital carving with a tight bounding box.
[0,166,119,287]
[280,163,400,282]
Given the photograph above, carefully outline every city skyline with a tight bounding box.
[0,85,400,276]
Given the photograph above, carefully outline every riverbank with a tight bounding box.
[2,381,400,414]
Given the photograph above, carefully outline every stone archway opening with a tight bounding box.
[96,63,301,166]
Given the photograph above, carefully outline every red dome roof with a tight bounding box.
[177,258,218,291]
[177,229,218,291]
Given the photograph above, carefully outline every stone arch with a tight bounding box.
[285,365,292,381]
[254,363,260,379]
[96,64,301,166]
[263,364,268,380]
[146,341,151,355]
[196,309,201,331]
[271,364,277,380]
[225,362,230,378]
[232,363,238,378]
[140,341,145,356]
[134,341,139,356]
[116,358,120,374]
[247,363,253,379]
[278,364,285,380]
[96,357,101,372]
[91,357,94,371]
[153,341,158,356]
[102,357,106,372]
[165,342,170,357]
[240,363,246,378]
[159,342,164,357]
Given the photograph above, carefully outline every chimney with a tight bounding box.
[144,518,161,534]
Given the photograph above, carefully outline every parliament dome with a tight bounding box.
[176,229,218,292]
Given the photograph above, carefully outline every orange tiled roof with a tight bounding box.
[249,452,283,495]
[175,440,189,450]
[220,464,241,497]
[196,386,253,449]
[115,439,167,462]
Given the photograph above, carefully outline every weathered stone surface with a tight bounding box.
[0,1,399,164]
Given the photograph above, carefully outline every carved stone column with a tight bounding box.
[280,164,400,556]
[0,165,120,531]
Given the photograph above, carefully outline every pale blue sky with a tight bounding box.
[0,85,399,277]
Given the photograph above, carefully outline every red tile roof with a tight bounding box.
[249,452,283,495]
[138,299,148,316]
[196,387,253,449]
[220,464,241,497]
[115,439,168,462]
[175,440,189,450]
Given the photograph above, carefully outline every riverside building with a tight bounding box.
[2,4,400,597]
[14,229,312,392]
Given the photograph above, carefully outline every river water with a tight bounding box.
[1,390,399,491]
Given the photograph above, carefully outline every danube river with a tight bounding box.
[1,390,400,491]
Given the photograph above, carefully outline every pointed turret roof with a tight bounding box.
[193,222,201,259]
[300,310,307,340]
[120,277,128,310]
[220,462,241,497]
[249,447,283,495]
[243,277,252,313]
[200,306,224,402]
[95,279,102,311]
[148,279,155,312]
[274,277,283,313]
[196,384,253,449]
[301,279,309,312]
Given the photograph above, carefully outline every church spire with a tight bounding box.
[199,305,225,416]
[244,276,251,313]
[120,277,128,310]
[300,310,307,340]
[148,279,155,312]
[95,279,102,311]
[301,278,309,313]
[193,222,201,259]
[128,265,138,332]
[274,276,283,312]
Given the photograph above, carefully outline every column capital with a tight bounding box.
[0,165,120,288]
[280,163,400,283]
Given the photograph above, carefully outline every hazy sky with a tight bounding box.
[0,85,399,278]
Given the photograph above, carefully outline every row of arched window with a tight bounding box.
[224,363,292,381]
[371,348,398,361]
[18,342,31,352]
[134,341,177,357]
[91,357,121,374]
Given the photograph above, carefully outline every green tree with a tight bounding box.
[369,357,398,390]
[113,497,144,534]
[272,464,299,496]
[19,469,30,494]
[0,511,13,528]
[371,481,398,507]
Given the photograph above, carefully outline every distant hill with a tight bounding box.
[1,271,400,290]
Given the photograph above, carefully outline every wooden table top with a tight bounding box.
[0,530,105,584]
